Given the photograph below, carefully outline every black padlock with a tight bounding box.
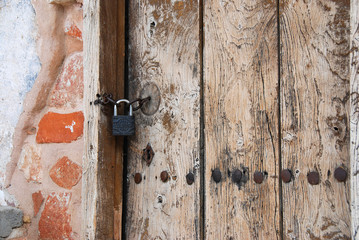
[113,99,135,136]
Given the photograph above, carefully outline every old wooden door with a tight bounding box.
[124,0,351,239]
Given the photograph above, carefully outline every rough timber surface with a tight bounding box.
[83,0,124,239]
[204,1,280,239]
[126,0,201,239]
[280,0,351,239]
[351,0,359,238]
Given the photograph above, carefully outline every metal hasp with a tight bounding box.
[112,99,135,136]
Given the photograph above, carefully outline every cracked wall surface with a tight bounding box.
[0,0,84,238]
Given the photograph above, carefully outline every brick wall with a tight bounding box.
[2,0,85,239]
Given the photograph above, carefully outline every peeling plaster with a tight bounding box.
[0,0,41,187]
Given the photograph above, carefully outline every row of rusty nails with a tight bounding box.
[134,167,347,185]
[283,167,348,185]
[211,167,347,185]
[134,171,195,185]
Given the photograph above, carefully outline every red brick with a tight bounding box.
[32,191,44,216]
[49,157,82,189]
[18,145,42,183]
[65,23,82,40]
[36,111,84,143]
[49,52,83,108]
[39,192,73,240]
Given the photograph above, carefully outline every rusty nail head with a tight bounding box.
[134,173,142,184]
[281,169,292,183]
[253,171,264,184]
[160,171,169,182]
[232,169,242,183]
[186,172,194,185]
[212,168,222,183]
[307,171,320,185]
[142,143,155,166]
[334,167,347,182]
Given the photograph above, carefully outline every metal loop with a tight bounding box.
[129,96,151,111]
[115,99,132,116]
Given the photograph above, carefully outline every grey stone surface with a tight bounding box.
[0,218,12,238]
[0,206,23,228]
[0,206,23,238]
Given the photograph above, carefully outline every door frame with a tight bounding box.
[82,0,125,239]
[82,0,359,239]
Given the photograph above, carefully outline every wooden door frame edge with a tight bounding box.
[83,0,125,239]
[351,1,359,238]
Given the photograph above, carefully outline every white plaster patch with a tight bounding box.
[65,121,76,133]
[0,189,18,207]
[0,0,41,187]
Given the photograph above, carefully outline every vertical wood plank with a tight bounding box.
[83,1,100,238]
[280,0,351,239]
[126,0,201,239]
[114,0,126,239]
[351,0,359,238]
[204,1,280,239]
[83,0,123,239]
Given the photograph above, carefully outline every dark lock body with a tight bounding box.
[113,115,135,136]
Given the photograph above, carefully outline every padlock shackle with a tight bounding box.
[114,99,132,116]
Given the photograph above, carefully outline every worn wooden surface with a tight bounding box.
[204,1,280,239]
[351,0,359,238]
[83,1,100,239]
[83,0,124,239]
[126,0,201,239]
[114,0,126,239]
[280,0,351,239]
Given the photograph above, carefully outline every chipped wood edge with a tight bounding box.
[351,1,359,239]
[83,0,100,239]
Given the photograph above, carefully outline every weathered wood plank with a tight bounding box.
[114,0,126,239]
[351,0,359,238]
[126,0,201,239]
[280,0,351,239]
[83,1,100,238]
[83,0,123,239]
[204,1,280,239]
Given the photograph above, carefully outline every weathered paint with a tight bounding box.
[0,0,41,188]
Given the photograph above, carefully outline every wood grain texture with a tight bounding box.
[126,0,201,239]
[204,1,280,239]
[280,0,351,239]
[83,1,100,238]
[351,0,359,238]
[83,0,124,239]
[114,0,126,239]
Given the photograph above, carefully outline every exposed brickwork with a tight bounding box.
[7,0,84,238]
[65,23,82,41]
[49,52,83,108]
[36,111,84,143]
[32,191,44,217]
[49,157,82,189]
[39,192,73,240]
[18,145,42,183]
